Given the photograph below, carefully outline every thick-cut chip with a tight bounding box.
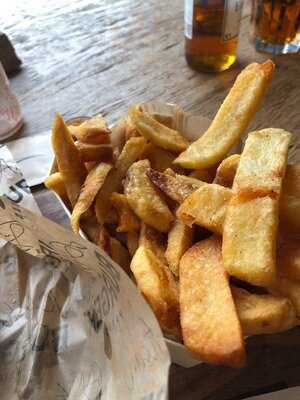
[232,129,291,199]
[139,223,167,264]
[44,172,70,208]
[124,160,173,232]
[280,164,300,233]
[111,192,140,233]
[76,142,113,162]
[223,129,291,287]
[51,113,87,208]
[232,286,296,335]
[278,237,300,281]
[165,220,193,277]
[69,115,111,144]
[129,105,189,153]
[96,226,131,275]
[177,184,232,234]
[223,197,277,287]
[180,237,245,367]
[71,163,112,233]
[110,237,131,275]
[95,137,147,224]
[141,143,184,173]
[147,168,203,203]
[174,61,275,168]
[130,244,180,337]
[126,230,139,257]
[189,169,214,183]
[214,154,240,188]
[270,277,300,317]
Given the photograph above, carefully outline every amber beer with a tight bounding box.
[185,1,243,72]
[252,0,300,53]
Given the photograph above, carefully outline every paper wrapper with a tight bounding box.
[0,146,170,400]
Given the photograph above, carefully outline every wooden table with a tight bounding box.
[2,1,300,399]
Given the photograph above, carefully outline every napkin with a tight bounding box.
[0,146,170,400]
[5,132,52,187]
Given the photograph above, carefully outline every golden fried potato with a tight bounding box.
[124,160,173,232]
[124,117,140,141]
[76,142,113,162]
[95,137,147,224]
[130,244,180,337]
[232,286,296,335]
[139,223,167,264]
[233,129,291,199]
[278,236,300,281]
[270,277,300,317]
[177,184,232,234]
[51,113,87,207]
[214,154,240,188]
[110,237,131,275]
[174,61,274,169]
[280,164,300,233]
[96,225,131,275]
[44,172,70,209]
[129,105,189,153]
[126,230,139,257]
[189,169,214,183]
[180,237,245,368]
[140,143,184,173]
[147,168,203,204]
[71,163,112,233]
[223,129,291,287]
[69,114,111,144]
[111,192,140,233]
[165,220,193,277]
[223,197,277,287]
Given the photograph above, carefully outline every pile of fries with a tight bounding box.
[45,60,300,368]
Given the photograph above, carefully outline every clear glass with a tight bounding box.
[0,62,23,140]
[251,0,300,54]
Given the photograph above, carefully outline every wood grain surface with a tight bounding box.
[2,1,300,399]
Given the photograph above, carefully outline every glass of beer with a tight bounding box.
[251,0,300,54]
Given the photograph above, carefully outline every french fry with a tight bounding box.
[270,277,300,317]
[147,168,203,203]
[51,113,87,207]
[165,220,193,277]
[71,163,112,233]
[180,237,245,367]
[141,143,184,173]
[110,237,131,275]
[76,142,113,162]
[126,230,139,257]
[130,244,180,337]
[280,164,300,233]
[278,236,300,281]
[124,117,140,141]
[189,169,214,183]
[223,129,291,287]
[139,223,167,264]
[95,137,147,224]
[124,160,173,232]
[96,225,131,275]
[110,118,127,157]
[177,184,232,234]
[174,61,275,168]
[232,286,296,335]
[232,129,291,199]
[111,192,140,233]
[44,172,70,208]
[129,105,189,153]
[223,197,278,287]
[68,114,111,144]
[214,154,240,188]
